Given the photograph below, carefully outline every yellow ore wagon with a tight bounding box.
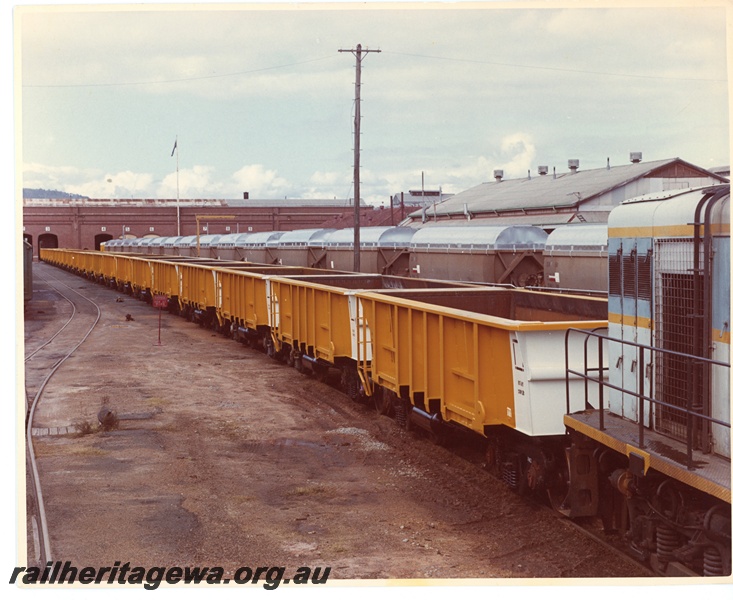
[354,288,608,449]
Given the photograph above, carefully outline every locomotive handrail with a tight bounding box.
[564,327,609,418]
[565,327,731,470]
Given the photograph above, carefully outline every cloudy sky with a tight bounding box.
[13,1,731,206]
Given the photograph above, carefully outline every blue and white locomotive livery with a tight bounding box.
[564,184,730,576]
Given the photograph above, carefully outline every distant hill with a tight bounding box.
[23,188,89,199]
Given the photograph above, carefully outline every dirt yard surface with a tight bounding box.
[24,263,651,585]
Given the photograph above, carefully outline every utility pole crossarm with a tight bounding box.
[338,44,380,273]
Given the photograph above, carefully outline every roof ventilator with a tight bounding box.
[538,166,548,176]
[630,152,642,163]
[568,159,580,174]
[494,169,504,183]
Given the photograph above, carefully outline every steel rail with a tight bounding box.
[24,265,102,565]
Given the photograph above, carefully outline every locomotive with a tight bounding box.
[41,184,730,576]
[562,184,730,576]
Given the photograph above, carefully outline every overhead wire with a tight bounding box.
[383,50,727,83]
[23,47,726,89]
[23,54,339,89]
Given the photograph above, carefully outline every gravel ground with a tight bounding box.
[24,263,652,587]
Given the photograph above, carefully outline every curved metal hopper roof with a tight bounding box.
[239,231,284,248]
[163,236,184,247]
[326,226,417,248]
[189,234,222,248]
[147,237,171,248]
[174,235,197,247]
[409,225,547,250]
[217,233,250,247]
[545,224,608,252]
[274,228,336,248]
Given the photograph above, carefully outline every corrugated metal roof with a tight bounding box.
[411,158,726,219]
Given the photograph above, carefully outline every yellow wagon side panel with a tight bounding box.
[477,325,516,429]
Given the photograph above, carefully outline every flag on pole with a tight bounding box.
[171,139,177,157]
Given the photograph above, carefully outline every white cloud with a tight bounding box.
[158,165,220,199]
[230,164,291,198]
[497,133,537,178]
[22,162,99,191]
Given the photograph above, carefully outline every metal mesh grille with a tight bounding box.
[609,250,621,297]
[638,251,653,301]
[622,251,637,298]
[654,239,700,442]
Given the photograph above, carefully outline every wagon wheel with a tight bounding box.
[394,399,409,429]
[427,424,447,446]
[484,438,501,478]
[546,448,572,516]
[374,388,394,417]
[342,368,361,402]
[314,364,329,383]
[265,336,277,359]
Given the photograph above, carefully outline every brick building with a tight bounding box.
[22,198,362,254]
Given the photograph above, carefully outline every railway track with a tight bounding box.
[25,261,654,577]
[24,263,102,567]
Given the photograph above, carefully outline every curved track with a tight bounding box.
[24,263,102,567]
[28,260,655,577]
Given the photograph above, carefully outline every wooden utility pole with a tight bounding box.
[339,44,380,272]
